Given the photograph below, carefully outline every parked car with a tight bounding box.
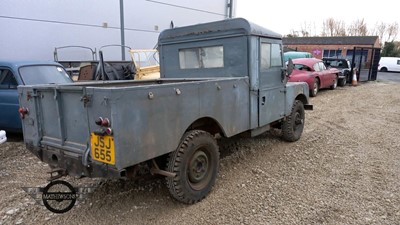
[288,58,339,97]
[54,45,160,82]
[0,61,73,132]
[378,57,400,72]
[284,51,312,62]
[322,57,351,86]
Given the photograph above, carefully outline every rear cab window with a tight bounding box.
[179,46,224,69]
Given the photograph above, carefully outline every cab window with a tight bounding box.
[271,44,282,67]
[260,43,282,71]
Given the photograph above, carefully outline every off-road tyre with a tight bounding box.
[282,100,305,142]
[166,130,219,204]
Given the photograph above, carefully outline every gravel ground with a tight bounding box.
[1,80,399,225]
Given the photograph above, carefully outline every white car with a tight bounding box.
[0,130,6,144]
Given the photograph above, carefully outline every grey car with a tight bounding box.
[322,57,351,86]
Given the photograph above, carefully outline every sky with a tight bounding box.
[236,0,400,40]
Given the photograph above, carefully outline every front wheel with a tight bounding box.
[166,130,219,204]
[282,100,305,142]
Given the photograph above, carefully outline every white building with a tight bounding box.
[0,0,235,61]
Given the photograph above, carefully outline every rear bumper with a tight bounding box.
[27,144,123,179]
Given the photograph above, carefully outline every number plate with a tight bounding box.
[90,133,115,165]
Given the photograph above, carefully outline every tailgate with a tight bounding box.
[19,85,89,153]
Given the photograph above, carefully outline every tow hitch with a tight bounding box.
[47,168,66,181]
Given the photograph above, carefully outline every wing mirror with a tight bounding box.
[286,58,294,76]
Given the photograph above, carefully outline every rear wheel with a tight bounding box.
[282,100,305,142]
[166,130,219,204]
[310,78,319,97]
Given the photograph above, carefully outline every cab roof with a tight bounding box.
[158,18,282,43]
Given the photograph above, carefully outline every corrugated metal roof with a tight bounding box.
[283,36,379,45]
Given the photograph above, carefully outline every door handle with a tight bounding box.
[261,96,266,105]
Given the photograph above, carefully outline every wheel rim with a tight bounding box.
[188,148,211,190]
[294,111,303,131]
[334,78,337,88]
[313,81,318,94]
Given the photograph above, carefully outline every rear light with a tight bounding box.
[94,117,113,136]
[18,107,29,119]
[95,117,103,126]
[105,128,113,135]
[101,118,111,127]
[95,117,111,127]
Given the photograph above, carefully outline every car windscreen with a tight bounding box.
[18,65,72,85]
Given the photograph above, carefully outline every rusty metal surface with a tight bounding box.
[86,77,250,170]
[20,77,251,171]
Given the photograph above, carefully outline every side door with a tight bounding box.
[320,61,336,86]
[313,62,327,88]
[258,39,285,126]
[0,68,21,131]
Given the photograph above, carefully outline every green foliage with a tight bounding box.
[381,42,400,57]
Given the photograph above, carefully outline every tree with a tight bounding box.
[386,22,399,42]
[286,18,400,42]
[287,29,299,38]
[372,22,387,45]
[299,21,317,37]
[321,18,346,36]
[347,19,368,36]
[381,42,400,57]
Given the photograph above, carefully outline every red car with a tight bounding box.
[288,58,339,97]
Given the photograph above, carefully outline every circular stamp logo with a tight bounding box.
[42,180,77,214]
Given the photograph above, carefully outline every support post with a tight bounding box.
[120,0,126,60]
